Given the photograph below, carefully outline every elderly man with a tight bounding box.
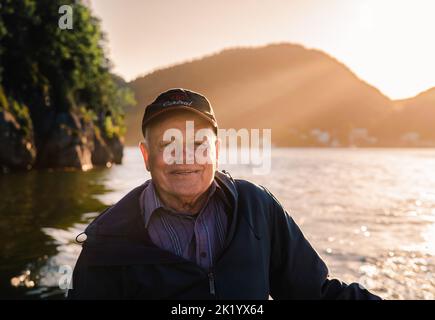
[68,88,380,300]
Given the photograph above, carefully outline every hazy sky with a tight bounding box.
[90,0,435,100]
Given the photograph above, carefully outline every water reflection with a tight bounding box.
[0,167,109,299]
[222,148,435,299]
[1,148,150,299]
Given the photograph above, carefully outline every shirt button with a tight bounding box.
[200,252,207,258]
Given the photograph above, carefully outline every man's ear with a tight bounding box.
[139,141,151,171]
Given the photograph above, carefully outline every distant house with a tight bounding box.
[310,128,330,145]
[349,128,377,146]
[400,132,420,144]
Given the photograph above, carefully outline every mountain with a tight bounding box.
[387,88,435,146]
[126,43,434,147]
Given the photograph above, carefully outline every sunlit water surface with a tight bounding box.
[1,148,434,299]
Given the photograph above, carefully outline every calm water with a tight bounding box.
[1,147,435,299]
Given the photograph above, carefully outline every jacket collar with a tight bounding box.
[140,178,228,228]
[84,170,238,246]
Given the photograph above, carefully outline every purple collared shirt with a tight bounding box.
[139,178,229,270]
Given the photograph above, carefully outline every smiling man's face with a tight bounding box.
[139,110,219,205]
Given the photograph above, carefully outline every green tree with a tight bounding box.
[0,0,134,152]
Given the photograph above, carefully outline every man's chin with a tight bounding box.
[167,179,205,195]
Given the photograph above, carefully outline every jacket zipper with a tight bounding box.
[208,271,216,296]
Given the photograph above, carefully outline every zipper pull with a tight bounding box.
[208,272,216,296]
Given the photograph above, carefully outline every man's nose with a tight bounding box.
[182,141,196,164]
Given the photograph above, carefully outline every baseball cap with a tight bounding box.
[141,88,218,137]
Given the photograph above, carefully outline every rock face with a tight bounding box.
[106,136,124,164]
[33,111,124,171]
[0,106,125,172]
[0,110,36,171]
[92,129,114,167]
[35,112,94,170]
[91,128,124,166]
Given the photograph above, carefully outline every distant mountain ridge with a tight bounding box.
[126,43,435,147]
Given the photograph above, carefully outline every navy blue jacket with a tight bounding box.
[68,171,381,300]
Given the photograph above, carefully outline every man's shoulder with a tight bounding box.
[233,179,284,219]
[101,183,146,216]
[85,183,147,238]
[233,178,288,217]
[234,178,271,199]
[216,170,276,204]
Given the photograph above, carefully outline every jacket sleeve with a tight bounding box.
[265,188,381,300]
[67,246,124,300]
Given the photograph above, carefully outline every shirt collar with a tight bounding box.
[141,178,223,228]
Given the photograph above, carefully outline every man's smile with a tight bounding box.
[169,168,202,176]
